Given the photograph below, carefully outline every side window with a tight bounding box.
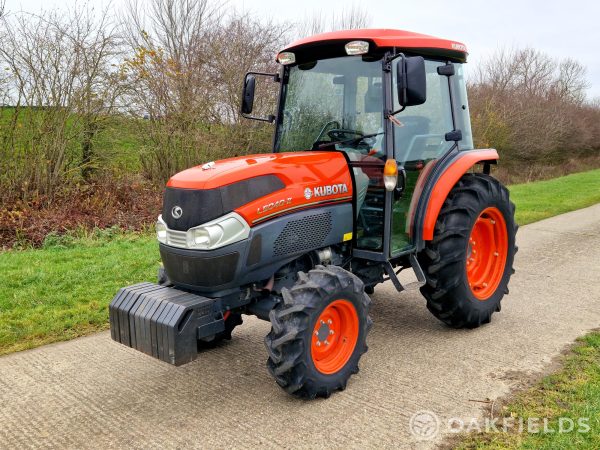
[452,63,474,150]
[392,59,454,165]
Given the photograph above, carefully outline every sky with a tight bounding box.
[5,0,600,99]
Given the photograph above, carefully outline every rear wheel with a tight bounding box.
[419,173,517,328]
[265,265,372,398]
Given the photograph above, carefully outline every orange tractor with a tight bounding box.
[110,29,517,398]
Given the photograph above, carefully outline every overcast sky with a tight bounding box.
[6,0,600,99]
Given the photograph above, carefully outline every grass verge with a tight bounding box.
[0,231,158,355]
[509,168,600,225]
[453,333,600,449]
[1,168,600,355]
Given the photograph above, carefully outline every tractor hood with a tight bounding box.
[165,151,353,227]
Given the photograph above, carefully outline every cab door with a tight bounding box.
[389,59,456,255]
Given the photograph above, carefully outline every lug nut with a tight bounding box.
[490,220,496,224]
[329,330,334,335]
[324,340,329,346]
[320,320,325,325]
[483,282,488,287]
[314,330,319,336]
[316,341,321,347]
[494,252,499,257]
[327,319,332,325]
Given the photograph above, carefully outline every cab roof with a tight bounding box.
[280,28,468,63]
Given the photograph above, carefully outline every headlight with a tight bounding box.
[190,225,222,248]
[156,218,167,243]
[187,213,249,250]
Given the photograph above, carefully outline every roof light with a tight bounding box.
[383,159,398,191]
[277,52,296,65]
[345,40,369,55]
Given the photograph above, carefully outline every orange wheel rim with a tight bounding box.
[310,300,359,375]
[466,207,508,300]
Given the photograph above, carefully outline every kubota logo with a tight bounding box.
[171,206,183,219]
[307,183,348,199]
[451,42,467,52]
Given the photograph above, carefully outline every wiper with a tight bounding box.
[318,132,383,149]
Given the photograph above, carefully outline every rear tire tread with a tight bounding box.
[419,173,517,329]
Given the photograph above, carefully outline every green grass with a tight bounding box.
[454,333,600,449]
[0,232,159,355]
[509,168,600,225]
[1,168,599,356]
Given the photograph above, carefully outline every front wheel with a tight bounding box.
[265,265,372,398]
[419,173,517,328]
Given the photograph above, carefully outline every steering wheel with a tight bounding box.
[327,129,364,142]
[327,129,380,155]
[314,120,342,143]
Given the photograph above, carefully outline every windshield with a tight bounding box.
[275,55,384,158]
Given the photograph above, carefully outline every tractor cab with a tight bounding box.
[242,29,475,260]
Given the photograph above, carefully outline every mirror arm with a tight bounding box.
[241,113,276,123]
[387,106,405,119]
[246,71,280,82]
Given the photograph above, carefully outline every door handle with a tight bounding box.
[394,166,407,200]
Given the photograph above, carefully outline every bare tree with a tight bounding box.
[68,5,124,179]
[121,0,226,180]
[121,0,289,181]
[123,0,224,119]
[295,4,371,39]
[210,11,287,124]
[468,47,597,169]
[552,58,589,104]
[0,3,123,200]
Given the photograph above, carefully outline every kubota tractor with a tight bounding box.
[109,29,517,398]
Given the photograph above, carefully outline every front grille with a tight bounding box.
[160,246,240,287]
[165,229,187,248]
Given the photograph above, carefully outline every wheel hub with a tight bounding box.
[310,300,359,374]
[465,207,508,300]
[315,320,333,343]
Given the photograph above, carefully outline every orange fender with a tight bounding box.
[422,149,499,241]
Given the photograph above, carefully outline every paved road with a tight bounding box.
[1,204,599,449]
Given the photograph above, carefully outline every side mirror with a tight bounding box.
[240,71,278,123]
[241,74,256,115]
[396,56,426,107]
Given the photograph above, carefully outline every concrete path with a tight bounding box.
[1,204,599,449]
